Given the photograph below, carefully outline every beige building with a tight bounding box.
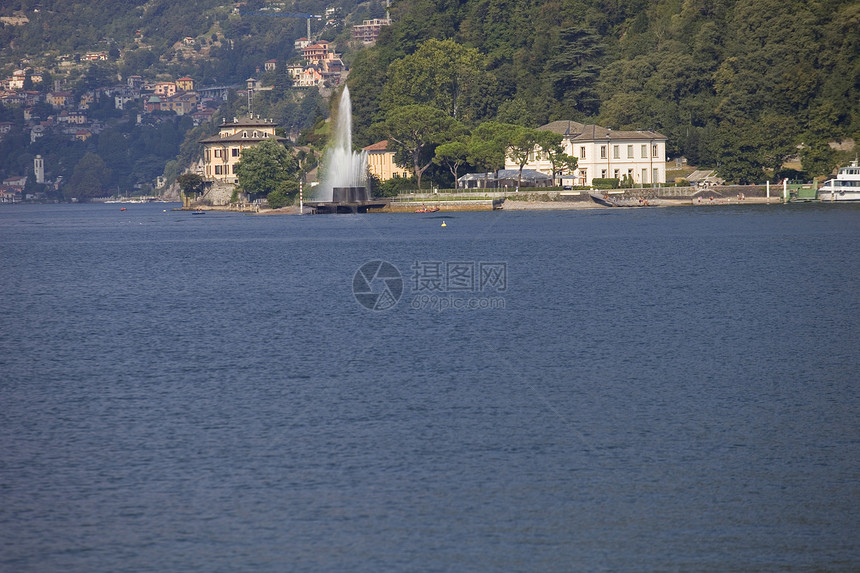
[364,140,410,181]
[507,121,668,187]
[352,18,391,45]
[154,81,177,97]
[199,118,288,184]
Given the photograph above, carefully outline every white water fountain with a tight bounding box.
[315,85,368,203]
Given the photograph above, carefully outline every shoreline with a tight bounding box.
[181,195,786,214]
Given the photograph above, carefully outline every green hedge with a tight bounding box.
[591,178,620,189]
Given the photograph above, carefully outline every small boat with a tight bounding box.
[818,160,860,202]
[192,209,206,215]
[415,206,440,213]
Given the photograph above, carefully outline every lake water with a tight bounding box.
[1,203,858,571]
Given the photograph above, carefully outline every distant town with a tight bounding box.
[0,4,393,203]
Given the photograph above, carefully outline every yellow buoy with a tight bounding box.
[441,220,447,227]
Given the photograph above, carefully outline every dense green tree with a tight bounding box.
[466,122,511,185]
[381,38,499,125]
[714,125,764,184]
[234,139,299,201]
[504,125,542,188]
[800,141,837,179]
[536,129,577,185]
[381,105,459,190]
[177,172,205,202]
[546,24,604,117]
[66,152,112,200]
[433,140,471,187]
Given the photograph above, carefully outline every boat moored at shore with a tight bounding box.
[818,160,860,202]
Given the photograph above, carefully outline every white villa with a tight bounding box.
[507,121,668,187]
[199,117,288,184]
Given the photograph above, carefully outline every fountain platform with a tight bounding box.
[306,186,389,214]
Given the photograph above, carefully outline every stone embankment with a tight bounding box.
[502,185,783,209]
[181,185,787,214]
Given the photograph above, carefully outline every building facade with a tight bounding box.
[351,18,391,45]
[198,117,288,184]
[175,76,195,92]
[364,140,410,181]
[507,121,668,187]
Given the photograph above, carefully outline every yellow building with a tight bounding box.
[175,76,195,92]
[364,140,410,181]
[199,118,288,184]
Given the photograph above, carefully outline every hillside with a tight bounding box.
[0,0,381,199]
[0,0,857,197]
[348,0,859,182]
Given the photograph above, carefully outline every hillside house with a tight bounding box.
[58,110,87,125]
[352,18,391,45]
[506,121,668,187]
[47,91,73,108]
[301,42,329,62]
[1,92,25,106]
[153,82,177,97]
[4,175,27,188]
[144,96,162,112]
[287,65,323,88]
[175,76,195,92]
[160,93,198,115]
[199,117,288,184]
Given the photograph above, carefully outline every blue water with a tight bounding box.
[1,203,858,571]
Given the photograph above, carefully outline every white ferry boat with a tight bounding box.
[818,160,860,201]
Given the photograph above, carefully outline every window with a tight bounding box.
[601,169,607,178]
[613,145,620,159]
[641,145,648,158]
[242,131,248,138]
[580,146,586,159]
[600,145,606,159]
[653,168,660,183]
[642,168,648,183]
[652,144,659,157]
[613,169,620,178]
[214,148,222,158]
[215,165,222,175]
[231,148,239,157]
[205,149,210,162]
[627,145,633,159]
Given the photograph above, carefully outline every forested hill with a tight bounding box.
[1,0,857,188]
[349,0,859,181]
